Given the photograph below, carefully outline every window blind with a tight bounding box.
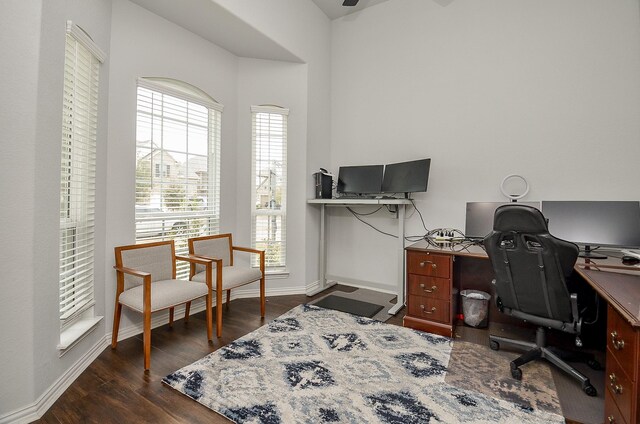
[251,106,289,269]
[135,79,221,278]
[59,22,104,325]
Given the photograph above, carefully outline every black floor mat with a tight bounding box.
[312,295,384,318]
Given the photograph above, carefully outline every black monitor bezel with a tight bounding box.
[336,164,384,194]
[381,158,431,195]
[540,200,640,250]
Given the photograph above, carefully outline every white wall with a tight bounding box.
[235,58,308,292]
[106,0,240,334]
[328,0,640,289]
[210,0,333,288]
[0,0,113,417]
[0,1,42,414]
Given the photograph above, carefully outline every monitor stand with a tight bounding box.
[579,245,607,259]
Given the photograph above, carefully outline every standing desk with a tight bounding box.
[403,240,640,424]
[307,198,412,315]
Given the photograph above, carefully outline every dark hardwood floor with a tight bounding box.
[37,285,602,423]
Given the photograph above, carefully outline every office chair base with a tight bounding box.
[489,331,597,397]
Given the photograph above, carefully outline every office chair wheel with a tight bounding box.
[587,359,602,370]
[583,384,597,397]
[489,340,500,351]
[510,363,523,380]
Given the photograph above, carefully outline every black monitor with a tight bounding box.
[541,201,640,258]
[336,165,384,195]
[381,158,431,198]
[465,201,541,240]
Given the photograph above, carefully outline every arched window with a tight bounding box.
[135,77,222,277]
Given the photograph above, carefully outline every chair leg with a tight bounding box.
[169,307,174,327]
[260,276,266,317]
[143,309,151,371]
[184,301,191,323]
[112,303,122,348]
[205,294,213,342]
[216,289,223,338]
[226,290,231,308]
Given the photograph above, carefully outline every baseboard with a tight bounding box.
[0,334,109,424]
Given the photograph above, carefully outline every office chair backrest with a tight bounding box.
[483,204,579,322]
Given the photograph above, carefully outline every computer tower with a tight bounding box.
[313,172,332,199]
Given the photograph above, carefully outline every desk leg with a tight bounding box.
[388,204,406,315]
[308,203,335,296]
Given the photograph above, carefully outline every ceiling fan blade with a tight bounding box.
[343,0,359,6]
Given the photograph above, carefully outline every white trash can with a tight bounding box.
[460,290,491,328]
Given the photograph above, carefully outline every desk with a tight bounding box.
[307,198,412,315]
[403,240,640,424]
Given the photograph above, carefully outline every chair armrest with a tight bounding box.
[176,254,214,266]
[232,246,265,273]
[187,254,223,267]
[113,265,150,279]
[233,246,264,255]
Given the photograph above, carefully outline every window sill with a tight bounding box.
[265,269,290,279]
[58,316,103,355]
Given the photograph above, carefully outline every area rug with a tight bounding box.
[445,340,562,415]
[163,305,564,423]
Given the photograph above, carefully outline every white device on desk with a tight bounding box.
[622,249,640,259]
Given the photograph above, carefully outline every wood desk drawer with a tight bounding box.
[605,389,628,424]
[408,274,451,300]
[407,295,450,324]
[606,353,633,424]
[607,305,638,380]
[407,252,450,278]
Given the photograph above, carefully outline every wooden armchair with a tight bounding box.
[112,240,213,370]
[188,234,265,337]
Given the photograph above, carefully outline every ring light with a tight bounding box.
[500,174,529,201]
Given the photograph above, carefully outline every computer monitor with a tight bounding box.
[381,158,431,197]
[336,165,384,195]
[465,201,541,240]
[541,201,640,258]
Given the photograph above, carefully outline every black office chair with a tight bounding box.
[483,204,597,396]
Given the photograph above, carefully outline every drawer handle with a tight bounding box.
[420,305,436,314]
[419,283,437,293]
[607,416,616,424]
[419,260,437,269]
[610,331,625,350]
[609,373,624,395]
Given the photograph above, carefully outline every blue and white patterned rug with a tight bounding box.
[163,304,564,423]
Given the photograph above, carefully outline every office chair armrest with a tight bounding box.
[570,293,579,323]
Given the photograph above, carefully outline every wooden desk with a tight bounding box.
[404,241,640,424]
[307,198,412,315]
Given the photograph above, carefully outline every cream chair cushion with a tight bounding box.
[191,265,262,290]
[118,279,208,313]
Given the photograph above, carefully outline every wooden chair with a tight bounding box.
[188,234,265,337]
[112,240,214,370]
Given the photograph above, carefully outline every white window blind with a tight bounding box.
[251,105,288,269]
[59,22,105,326]
[135,78,222,278]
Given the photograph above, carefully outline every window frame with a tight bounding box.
[57,21,105,350]
[250,105,289,273]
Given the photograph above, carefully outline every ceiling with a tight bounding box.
[310,0,391,20]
